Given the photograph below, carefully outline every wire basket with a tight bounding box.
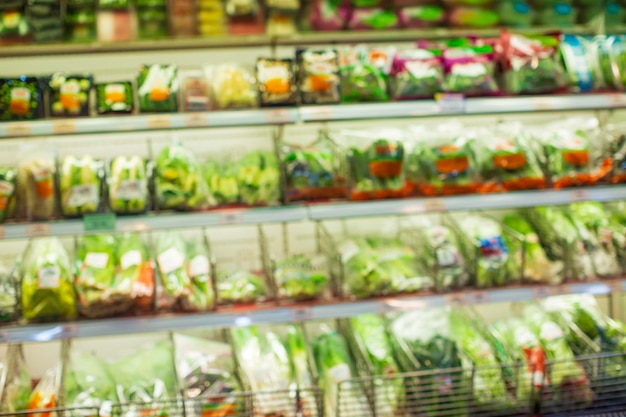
[541,352,626,417]
[0,408,100,417]
[111,399,184,417]
[183,391,253,417]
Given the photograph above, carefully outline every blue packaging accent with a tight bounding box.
[479,236,508,258]
[563,34,593,92]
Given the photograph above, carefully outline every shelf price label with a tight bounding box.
[6,122,32,137]
[62,324,78,339]
[608,280,623,294]
[445,293,466,306]
[184,113,208,128]
[434,93,465,114]
[26,223,51,237]
[84,213,116,232]
[0,329,8,343]
[218,210,243,225]
[147,115,171,130]
[291,307,312,322]
[52,120,77,134]
[466,291,490,305]
[570,189,590,203]
[265,109,291,124]
[532,97,554,111]
[531,286,553,300]
[552,284,571,296]
[424,198,446,212]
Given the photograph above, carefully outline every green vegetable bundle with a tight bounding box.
[391,309,468,417]
[60,155,103,217]
[405,126,480,196]
[456,215,514,288]
[351,314,403,416]
[137,64,179,112]
[203,151,280,207]
[75,232,155,318]
[339,237,431,298]
[0,262,16,322]
[21,237,76,322]
[475,127,546,193]
[339,45,391,103]
[0,77,44,121]
[217,270,268,305]
[502,214,564,285]
[156,143,209,211]
[64,350,117,412]
[108,156,149,214]
[155,231,214,312]
[48,74,92,117]
[312,325,370,417]
[0,166,15,223]
[275,254,328,301]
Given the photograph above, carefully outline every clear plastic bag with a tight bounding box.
[108,156,150,215]
[60,155,104,218]
[15,146,57,221]
[206,64,258,109]
[0,344,31,412]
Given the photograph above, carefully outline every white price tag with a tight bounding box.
[434,93,465,114]
[158,247,185,274]
[121,250,142,269]
[147,115,171,130]
[291,307,312,322]
[424,198,446,212]
[184,113,209,127]
[570,189,590,203]
[26,223,51,237]
[531,286,553,300]
[85,252,109,269]
[265,109,291,124]
[52,120,76,134]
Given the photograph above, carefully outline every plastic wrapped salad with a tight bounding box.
[108,156,150,214]
[60,155,103,218]
[339,45,392,103]
[274,254,328,301]
[456,215,515,288]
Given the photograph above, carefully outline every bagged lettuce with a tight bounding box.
[312,325,370,417]
[456,215,513,288]
[60,155,103,218]
[238,151,281,206]
[156,142,209,211]
[275,254,328,301]
[476,125,546,193]
[21,237,76,322]
[217,270,268,305]
[390,48,444,100]
[64,350,117,412]
[339,45,392,103]
[155,231,214,312]
[406,124,480,196]
[443,41,499,96]
[108,156,149,214]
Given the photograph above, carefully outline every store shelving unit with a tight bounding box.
[0,185,623,239]
[3,277,624,344]
[2,94,626,138]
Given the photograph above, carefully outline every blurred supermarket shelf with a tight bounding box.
[0,185,624,240]
[2,278,624,343]
[2,93,626,138]
[0,25,607,58]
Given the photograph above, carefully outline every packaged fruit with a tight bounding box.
[47,73,93,117]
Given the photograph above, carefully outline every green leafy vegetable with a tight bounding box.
[108,156,148,214]
[156,143,209,210]
[137,64,178,112]
[0,166,15,223]
[217,270,268,304]
[60,155,102,217]
[21,237,76,322]
[275,254,328,301]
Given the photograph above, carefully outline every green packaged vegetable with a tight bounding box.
[60,155,103,218]
[339,45,392,103]
[406,125,480,196]
[204,157,239,206]
[0,344,31,412]
[0,261,16,322]
[274,254,328,301]
[95,82,134,114]
[156,142,209,211]
[47,74,93,117]
[0,77,45,121]
[217,270,268,305]
[456,215,514,288]
[237,151,281,206]
[312,325,370,417]
[137,64,179,112]
[476,126,546,193]
[0,166,16,223]
[64,350,117,412]
[108,156,149,214]
[502,213,564,285]
[21,237,76,322]
[16,149,57,221]
[155,231,214,312]
[283,132,347,202]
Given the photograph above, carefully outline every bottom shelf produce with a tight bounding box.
[2,294,626,417]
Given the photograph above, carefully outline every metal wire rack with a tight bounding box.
[540,352,626,417]
[0,408,100,417]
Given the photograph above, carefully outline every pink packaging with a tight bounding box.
[311,0,350,30]
[347,8,400,30]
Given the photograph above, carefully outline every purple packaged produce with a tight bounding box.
[398,5,445,27]
[390,48,444,99]
[443,41,500,96]
[310,0,348,30]
[347,8,399,29]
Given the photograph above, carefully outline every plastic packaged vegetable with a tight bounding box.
[390,48,444,100]
[274,254,328,301]
[217,270,268,305]
[443,41,500,96]
[95,81,134,114]
[447,6,499,27]
[60,155,103,218]
[256,58,297,106]
[207,65,257,109]
[406,124,480,196]
[283,132,347,202]
[338,128,406,200]
[16,149,57,221]
[398,6,445,27]
[155,231,214,312]
[47,74,93,117]
[0,77,45,121]
[0,344,31,412]
[156,142,209,211]
[476,125,546,193]
[339,45,392,102]
[64,350,117,412]
[237,151,281,206]
[457,215,513,287]
[500,32,568,95]
[347,8,399,30]
[298,48,341,104]
[180,71,210,112]
[560,35,597,93]
[0,167,15,223]
[310,0,347,30]
[137,64,179,112]
[28,368,59,413]
[0,261,16,322]
[21,237,76,322]
[108,156,149,214]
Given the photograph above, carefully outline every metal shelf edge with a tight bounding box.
[2,278,623,343]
